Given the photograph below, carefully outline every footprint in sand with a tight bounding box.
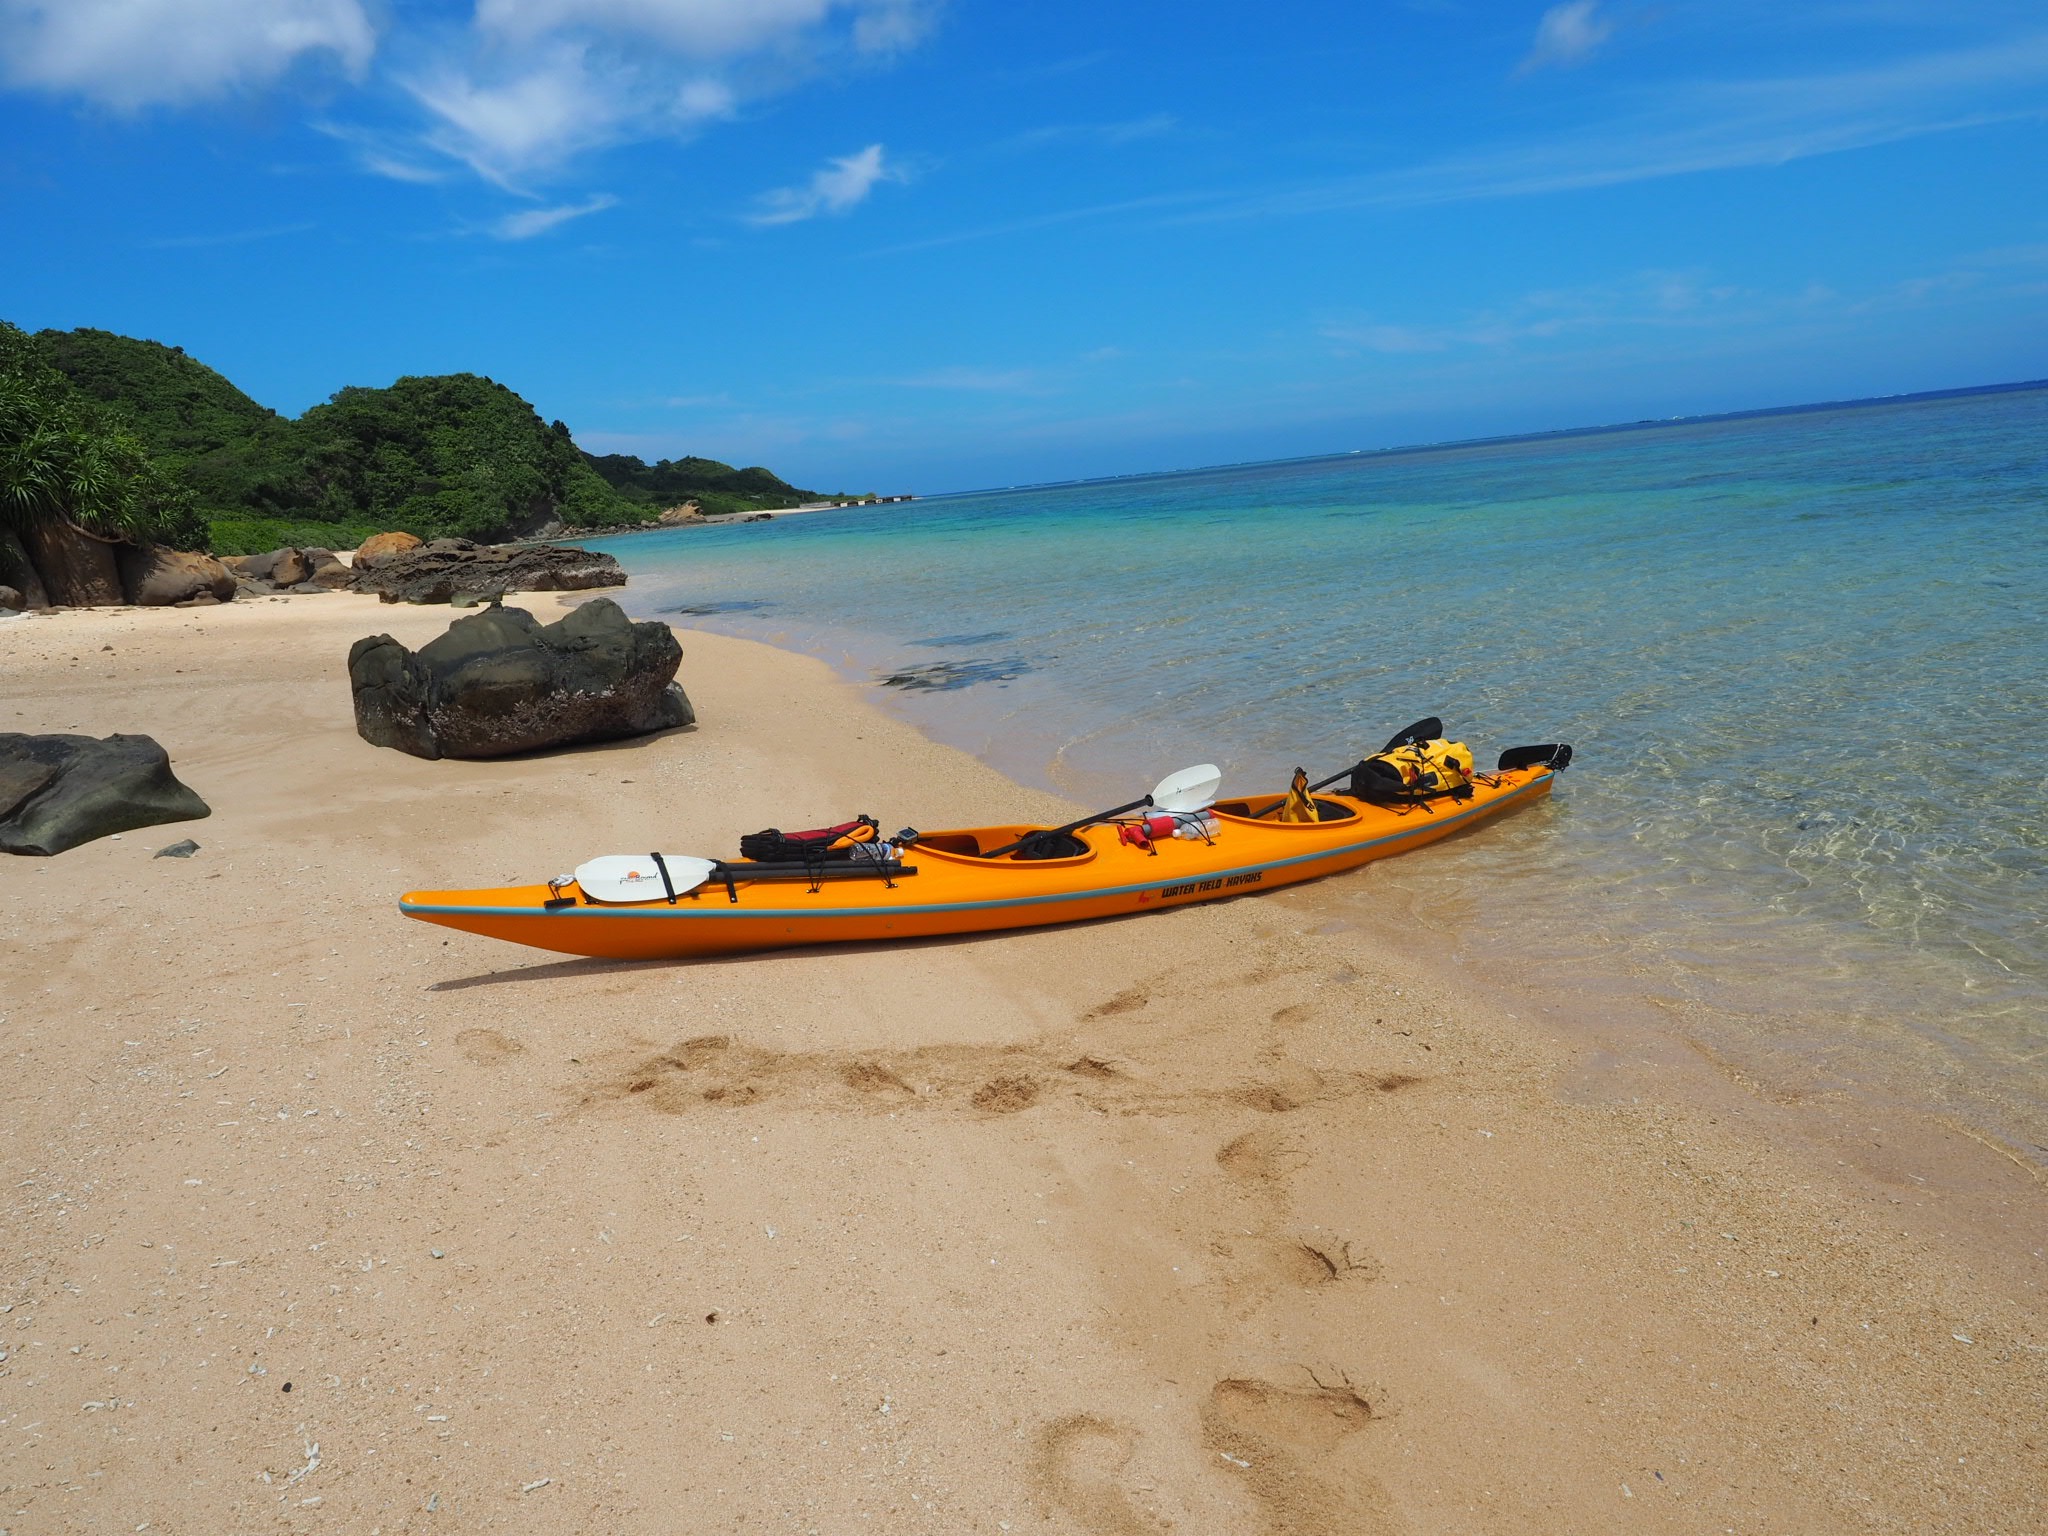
[841,1059,916,1096]
[1084,987,1150,1019]
[1214,1128,1306,1187]
[1201,1374,1398,1534]
[972,1075,1041,1113]
[1033,1415,1167,1535]
[1216,1235,1382,1291]
[456,1028,526,1064]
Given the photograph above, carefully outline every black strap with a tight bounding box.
[650,851,678,904]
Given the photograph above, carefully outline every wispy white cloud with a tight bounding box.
[476,0,935,58]
[1325,249,2048,359]
[142,220,318,250]
[491,193,620,240]
[0,0,939,197]
[1519,1,1616,75]
[402,0,932,184]
[747,143,902,225]
[1000,114,1178,152]
[1325,270,1743,354]
[887,365,1040,391]
[880,33,2048,253]
[0,0,375,110]
[403,46,635,189]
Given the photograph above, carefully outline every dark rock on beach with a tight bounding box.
[0,733,211,856]
[347,538,626,606]
[347,598,692,760]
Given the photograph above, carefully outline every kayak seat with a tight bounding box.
[915,828,1095,861]
[1011,830,1089,860]
[1215,797,1357,822]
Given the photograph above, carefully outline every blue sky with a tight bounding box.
[3,1,2046,492]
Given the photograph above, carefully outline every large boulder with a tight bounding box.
[0,528,51,610]
[0,733,211,856]
[269,548,312,588]
[307,551,355,590]
[349,538,626,606]
[116,546,237,607]
[347,598,692,760]
[20,518,122,606]
[222,548,309,586]
[354,531,423,565]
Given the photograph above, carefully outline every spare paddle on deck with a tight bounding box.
[1381,717,1441,754]
[980,763,1222,859]
[575,853,719,904]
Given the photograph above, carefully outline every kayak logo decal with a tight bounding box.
[1159,870,1263,900]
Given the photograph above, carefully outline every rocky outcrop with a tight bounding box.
[217,545,361,596]
[354,531,423,564]
[20,518,123,606]
[347,538,625,606]
[347,598,692,760]
[0,733,211,856]
[115,545,237,607]
[0,585,23,613]
[0,529,51,610]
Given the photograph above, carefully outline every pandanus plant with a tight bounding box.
[0,323,203,605]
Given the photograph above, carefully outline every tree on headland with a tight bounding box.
[0,322,204,605]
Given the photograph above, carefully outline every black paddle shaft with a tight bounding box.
[1249,716,1442,820]
[980,794,1154,860]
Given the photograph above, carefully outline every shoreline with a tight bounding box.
[617,590,2048,1181]
[640,604,2048,1276]
[3,592,2044,1532]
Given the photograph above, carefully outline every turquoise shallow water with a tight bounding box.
[592,387,2048,1156]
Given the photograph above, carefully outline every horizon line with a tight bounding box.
[914,376,2048,503]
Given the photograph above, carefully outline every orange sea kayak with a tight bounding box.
[398,753,1566,962]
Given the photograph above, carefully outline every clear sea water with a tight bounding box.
[590,387,2048,1160]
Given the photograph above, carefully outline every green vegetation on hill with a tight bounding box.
[0,322,205,552]
[20,324,820,554]
[581,451,813,518]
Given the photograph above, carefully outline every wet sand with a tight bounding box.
[2,592,2043,1534]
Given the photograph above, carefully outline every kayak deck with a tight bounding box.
[399,764,1559,961]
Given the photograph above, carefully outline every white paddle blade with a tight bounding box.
[575,854,717,904]
[1151,762,1222,813]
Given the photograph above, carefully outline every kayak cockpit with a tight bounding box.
[1212,795,1360,824]
[910,826,1099,866]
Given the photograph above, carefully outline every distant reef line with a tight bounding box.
[928,376,2048,503]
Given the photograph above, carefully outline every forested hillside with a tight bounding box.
[22,326,818,553]
[581,452,812,518]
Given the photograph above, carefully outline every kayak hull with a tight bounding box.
[400,767,1557,961]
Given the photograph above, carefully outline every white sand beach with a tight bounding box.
[2,592,2043,1534]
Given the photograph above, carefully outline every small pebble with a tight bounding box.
[431,1249,444,1259]
[154,840,200,859]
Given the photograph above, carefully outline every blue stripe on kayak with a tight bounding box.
[400,771,1551,923]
